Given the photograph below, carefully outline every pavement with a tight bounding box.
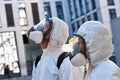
[1,76,32,80]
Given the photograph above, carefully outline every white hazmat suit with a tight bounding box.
[29,17,84,80]
[72,21,120,80]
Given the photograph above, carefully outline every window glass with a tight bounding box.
[93,12,98,20]
[109,9,116,19]
[5,4,15,27]
[79,0,85,15]
[44,2,52,18]
[19,3,28,26]
[73,0,79,18]
[76,21,80,29]
[91,0,96,10]
[0,32,20,79]
[72,23,75,33]
[31,3,40,25]
[81,18,86,23]
[107,0,115,5]
[56,1,64,20]
[85,0,90,13]
[68,0,75,21]
[87,15,91,21]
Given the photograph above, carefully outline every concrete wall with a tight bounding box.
[111,17,120,67]
[98,0,120,35]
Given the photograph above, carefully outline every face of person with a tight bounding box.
[40,20,52,49]
[77,37,88,59]
[70,36,89,67]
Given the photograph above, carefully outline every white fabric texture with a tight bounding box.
[29,31,43,43]
[48,17,69,48]
[32,17,84,80]
[28,18,46,43]
[71,53,88,66]
[85,60,120,80]
[76,21,120,80]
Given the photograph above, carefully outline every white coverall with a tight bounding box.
[75,21,120,80]
[32,17,84,80]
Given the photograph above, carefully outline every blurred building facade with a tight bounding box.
[68,0,120,36]
[0,0,120,79]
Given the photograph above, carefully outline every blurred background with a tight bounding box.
[0,0,120,80]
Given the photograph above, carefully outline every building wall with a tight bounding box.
[111,17,120,67]
[98,0,120,34]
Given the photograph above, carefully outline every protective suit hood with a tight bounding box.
[46,17,69,49]
[76,21,113,67]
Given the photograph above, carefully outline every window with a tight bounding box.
[87,15,91,21]
[68,0,75,21]
[72,23,75,33]
[73,0,79,18]
[81,18,86,23]
[0,32,20,77]
[93,12,98,20]
[21,31,29,44]
[85,0,90,13]
[79,0,85,15]
[44,2,52,18]
[91,0,96,10]
[107,0,115,5]
[19,3,28,26]
[5,4,15,27]
[77,21,80,29]
[109,9,116,19]
[31,3,40,25]
[56,1,64,20]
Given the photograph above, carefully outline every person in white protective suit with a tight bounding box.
[26,17,84,80]
[70,21,120,80]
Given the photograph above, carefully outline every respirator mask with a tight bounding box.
[69,35,89,67]
[26,18,53,44]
